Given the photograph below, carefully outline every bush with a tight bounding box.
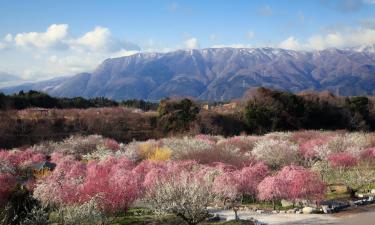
[146,171,214,225]
[56,198,107,225]
[157,98,199,133]
[252,138,299,169]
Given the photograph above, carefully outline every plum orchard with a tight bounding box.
[0,131,374,224]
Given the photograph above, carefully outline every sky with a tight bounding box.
[1,0,375,83]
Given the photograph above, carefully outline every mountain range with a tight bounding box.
[2,46,375,101]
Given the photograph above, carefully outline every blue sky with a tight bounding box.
[1,0,375,81]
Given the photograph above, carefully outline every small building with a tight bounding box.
[30,108,50,116]
[31,161,56,178]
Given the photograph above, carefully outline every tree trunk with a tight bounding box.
[349,188,357,198]
[234,209,239,221]
[272,200,276,210]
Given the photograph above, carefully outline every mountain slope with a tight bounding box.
[2,47,375,100]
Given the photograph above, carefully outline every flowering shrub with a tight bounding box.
[0,131,374,221]
[162,137,214,159]
[213,171,239,202]
[258,165,326,206]
[322,133,373,157]
[146,171,214,225]
[276,165,326,201]
[195,134,221,145]
[47,135,108,156]
[264,132,293,141]
[328,153,358,168]
[138,140,160,160]
[360,147,375,161]
[299,137,330,161]
[291,130,331,144]
[0,173,17,203]
[123,141,143,161]
[104,139,120,151]
[57,198,107,225]
[80,157,139,213]
[34,156,140,214]
[257,176,285,209]
[216,135,259,153]
[147,147,172,161]
[236,162,269,197]
[33,158,86,207]
[0,149,45,169]
[82,147,115,161]
[0,159,15,174]
[252,139,299,169]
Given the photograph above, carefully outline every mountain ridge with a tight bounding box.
[2,46,375,101]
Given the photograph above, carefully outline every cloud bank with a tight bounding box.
[0,24,140,81]
[2,21,375,83]
[278,25,375,50]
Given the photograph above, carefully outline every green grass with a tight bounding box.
[243,202,294,211]
[326,191,351,200]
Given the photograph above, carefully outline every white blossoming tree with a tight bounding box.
[146,172,214,225]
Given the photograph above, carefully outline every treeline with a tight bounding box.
[156,88,375,136]
[0,90,159,110]
[0,90,118,109]
[243,87,375,133]
[1,87,375,149]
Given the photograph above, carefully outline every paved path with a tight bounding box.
[210,206,375,225]
[335,204,375,225]
[211,210,338,225]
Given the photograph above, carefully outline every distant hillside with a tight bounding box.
[2,46,375,101]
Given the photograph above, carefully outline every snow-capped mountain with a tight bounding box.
[2,47,375,101]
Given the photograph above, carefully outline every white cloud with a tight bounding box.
[279,36,301,50]
[211,43,253,48]
[0,24,140,81]
[110,49,139,58]
[75,26,122,52]
[14,24,68,49]
[279,26,375,50]
[184,37,199,49]
[246,31,255,40]
[4,34,13,42]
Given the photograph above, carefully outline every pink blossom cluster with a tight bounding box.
[258,165,326,202]
[0,173,16,203]
[34,156,139,213]
[327,153,358,168]
[212,162,269,200]
[0,149,47,203]
[0,149,45,168]
[299,137,329,160]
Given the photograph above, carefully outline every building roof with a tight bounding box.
[31,161,56,171]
